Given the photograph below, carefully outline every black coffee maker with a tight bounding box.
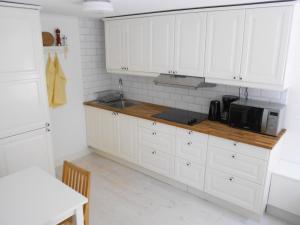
[221,95,239,123]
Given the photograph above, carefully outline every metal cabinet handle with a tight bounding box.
[233,142,238,146]
[46,128,51,132]
[188,130,193,135]
[233,76,236,80]
[152,151,156,155]
[239,77,243,80]
[186,162,191,167]
[45,123,50,127]
[152,132,156,136]
[187,142,192,146]
[231,154,237,159]
[152,122,156,126]
[229,177,234,182]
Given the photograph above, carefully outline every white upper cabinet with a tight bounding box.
[148,15,175,74]
[204,10,245,81]
[240,6,293,85]
[104,3,297,89]
[174,13,207,77]
[105,18,149,73]
[105,20,125,71]
[127,18,149,73]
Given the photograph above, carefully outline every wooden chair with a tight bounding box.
[58,161,91,225]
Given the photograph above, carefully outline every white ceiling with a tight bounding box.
[7,0,293,18]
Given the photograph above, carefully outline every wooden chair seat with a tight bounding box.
[57,161,91,225]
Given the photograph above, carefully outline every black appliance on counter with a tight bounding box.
[221,95,239,123]
[228,99,285,136]
[208,100,221,121]
[152,108,208,126]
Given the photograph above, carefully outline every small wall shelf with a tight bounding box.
[43,46,68,58]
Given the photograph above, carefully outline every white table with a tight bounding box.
[0,167,88,225]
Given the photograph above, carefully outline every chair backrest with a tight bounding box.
[62,161,91,225]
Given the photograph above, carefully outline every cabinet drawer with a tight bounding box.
[176,128,208,143]
[138,119,176,135]
[208,136,269,161]
[205,169,263,212]
[175,157,205,190]
[207,146,267,184]
[139,146,174,177]
[139,127,175,155]
[176,136,207,164]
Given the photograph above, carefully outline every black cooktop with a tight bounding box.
[152,108,208,126]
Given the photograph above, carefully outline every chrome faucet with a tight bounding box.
[118,78,124,101]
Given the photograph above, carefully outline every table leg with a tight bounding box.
[74,206,84,225]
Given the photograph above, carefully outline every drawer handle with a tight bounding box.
[152,151,156,155]
[233,142,238,146]
[152,122,156,126]
[188,131,193,135]
[229,177,234,182]
[187,142,192,146]
[186,162,191,167]
[152,132,157,136]
[231,154,237,159]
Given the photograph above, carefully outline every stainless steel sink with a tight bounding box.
[105,99,140,109]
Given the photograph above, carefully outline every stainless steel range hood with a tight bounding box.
[153,74,216,89]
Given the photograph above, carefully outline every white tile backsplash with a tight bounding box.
[79,18,287,113]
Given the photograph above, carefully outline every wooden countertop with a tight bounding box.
[84,100,286,150]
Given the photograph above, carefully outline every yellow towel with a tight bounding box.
[46,53,55,107]
[45,53,67,108]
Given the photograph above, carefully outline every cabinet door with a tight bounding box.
[175,157,205,190]
[205,10,245,80]
[99,110,119,155]
[174,13,206,76]
[148,15,175,73]
[0,7,43,80]
[85,106,101,149]
[119,114,138,163]
[140,146,174,177]
[0,79,48,139]
[105,20,126,71]
[241,7,292,84]
[126,18,149,73]
[0,129,54,176]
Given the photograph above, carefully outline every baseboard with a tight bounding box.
[55,147,92,167]
[266,205,300,225]
[91,148,263,220]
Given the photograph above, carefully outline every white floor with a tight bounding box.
[69,153,291,225]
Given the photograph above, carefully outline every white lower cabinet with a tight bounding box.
[85,107,276,216]
[175,157,205,190]
[85,106,101,149]
[140,146,174,177]
[205,169,263,213]
[118,114,138,163]
[99,109,120,155]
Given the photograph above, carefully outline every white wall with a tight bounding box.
[41,14,88,165]
[79,18,111,101]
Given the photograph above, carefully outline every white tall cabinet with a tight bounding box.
[0,4,54,176]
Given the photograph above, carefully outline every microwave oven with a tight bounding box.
[228,99,285,136]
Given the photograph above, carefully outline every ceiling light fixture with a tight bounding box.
[83,0,114,12]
